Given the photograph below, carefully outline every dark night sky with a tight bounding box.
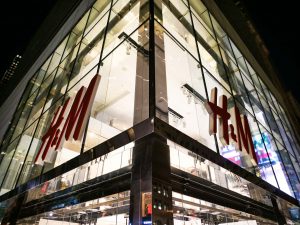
[242,0,300,103]
[0,0,58,78]
[0,1,299,103]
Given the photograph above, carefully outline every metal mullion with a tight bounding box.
[0,119,152,203]
[271,138,298,199]
[0,57,53,163]
[57,9,94,106]
[243,72,297,198]
[101,18,149,63]
[96,0,114,74]
[154,19,199,63]
[22,55,58,132]
[238,55,280,140]
[256,72,298,159]
[244,59,295,153]
[207,11,235,102]
[278,144,300,198]
[22,34,71,134]
[265,87,300,164]
[258,80,279,115]
[23,32,76,182]
[32,9,94,182]
[63,4,104,61]
[218,43,237,66]
[190,8,215,39]
[257,95,286,146]
[0,130,24,190]
[277,101,300,154]
[42,7,92,84]
[54,1,111,160]
[149,0,155,118]
[225,35,281,188]
[0,93,29,160]
[201,65,231,95]
[0,53,58,189]
[59,39,80,66]
[225,36,256,118]
[10,34,75,190]
[83,4,113,39]
[186,0,219,154]
[0,57,54,151]
[27,55,54,100]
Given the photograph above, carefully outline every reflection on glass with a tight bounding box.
[25,143,133,202]
[169,140,272,206]
[173,192,277,225]
[17,191,130,225]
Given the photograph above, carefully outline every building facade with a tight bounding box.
[0,0,300,224]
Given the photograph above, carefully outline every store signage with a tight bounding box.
[204,87,258,164]
[35,74,101,165]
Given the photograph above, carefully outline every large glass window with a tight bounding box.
[153,0,300,200]
[1,0,300,207]
[173,192,277,225]
[169,140,273,206]
[0,0,149,194]
[17,191,130,225]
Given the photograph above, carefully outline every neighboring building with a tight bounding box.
[0,55,22,85]
[0,0,300,224]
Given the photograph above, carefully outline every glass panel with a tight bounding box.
[62,11,90,60]
[29,57,52,96]
[1,2,149,185]
[102,0,142,59]
[191,9,231,92]
[169,141,273,206]
[258,125,294,197]
[21,97,65,182]
[0,121,38,192]
[24,69,52,129]
[173,192,277,225]
[10,90,39,142]
[0,138,20,195]
[67,9,110,90]
[42,59,70,113]
[158,19,217,151]
[248,90,271,132]
[25,142,132,201]
[84,0,111,36]
[162,1,198,58]
[46,37,69,79]
[224,59,253,115]
[81,26,146,151]
[0,102,27,153]
[18,191,130,225]
[279,149,300,201]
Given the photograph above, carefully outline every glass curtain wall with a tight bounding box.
[0,0,300,204]
[154,0,300,200]
[0,0,149,195]
[173,192,277,225]
[16,191,130,225]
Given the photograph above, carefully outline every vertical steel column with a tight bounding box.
[130,0,172,223]
[270,195,287,225]
[129,134,173,225]
[148,0,156,119]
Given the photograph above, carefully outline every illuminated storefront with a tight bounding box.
[0,0,300,224]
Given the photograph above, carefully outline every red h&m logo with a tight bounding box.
[204,87,258,165]
[35,74,101,165]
